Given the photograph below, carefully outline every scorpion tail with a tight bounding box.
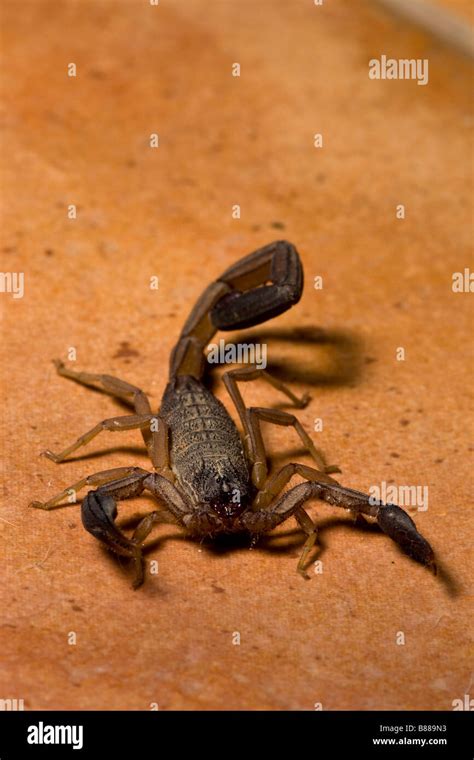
[169,240,304,380]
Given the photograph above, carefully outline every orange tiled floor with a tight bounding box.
[1,0,472,709]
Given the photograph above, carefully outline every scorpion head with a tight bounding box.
[197,461,251,524]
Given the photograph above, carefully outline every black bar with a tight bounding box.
[0,710,471,757]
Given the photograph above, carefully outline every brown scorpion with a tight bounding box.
[32,241,436,587]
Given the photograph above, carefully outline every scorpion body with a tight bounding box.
[159,375,252,529]
[32,241,436,587]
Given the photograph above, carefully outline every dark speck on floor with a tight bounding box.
[112,341,140,360]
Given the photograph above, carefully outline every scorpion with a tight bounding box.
[32,241,436,587]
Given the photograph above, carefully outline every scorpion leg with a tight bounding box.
[252,462,340,576]
[243,475,436,574]
[52,359,152,413]
[244,406,339,489]
[223,365,310,417]
[253,462,338,510]
[42,413,157,464]
[49,360,170,473]
[294,506,319,579]
[223,368,339,480]
[130,475,194,544]
[30,466,150,510]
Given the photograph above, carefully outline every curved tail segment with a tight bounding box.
[169,241,304,380]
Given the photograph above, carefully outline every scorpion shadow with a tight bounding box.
[204,325,364,393]
[189,517,458,596]
[112,505,458,598]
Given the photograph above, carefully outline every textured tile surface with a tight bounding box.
[0,0,472,710]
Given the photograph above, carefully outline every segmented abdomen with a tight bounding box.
[160,376,248,495]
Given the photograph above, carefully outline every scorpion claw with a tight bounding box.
[82,491,145,584]
[377,504,435,569]
[81,489,151,588]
